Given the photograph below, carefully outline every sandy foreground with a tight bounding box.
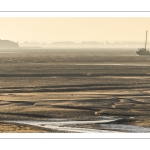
[0,122,48,133]
[1,49,150,132]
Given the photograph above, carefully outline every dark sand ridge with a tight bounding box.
[0,50,150,132]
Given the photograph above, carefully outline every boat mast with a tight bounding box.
[145,31,148,50]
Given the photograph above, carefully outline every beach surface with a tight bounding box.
[1,48,150,132]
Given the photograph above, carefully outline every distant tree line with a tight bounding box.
[0,39,19,48]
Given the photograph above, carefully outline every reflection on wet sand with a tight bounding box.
[6,117,150,133]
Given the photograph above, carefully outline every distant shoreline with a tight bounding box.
[0,47,137,50]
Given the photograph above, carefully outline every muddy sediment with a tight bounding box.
[0,49,150,132]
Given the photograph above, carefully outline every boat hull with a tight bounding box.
[136,52,150,55]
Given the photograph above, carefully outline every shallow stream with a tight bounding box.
[6,116,150,133]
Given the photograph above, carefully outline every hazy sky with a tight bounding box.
[0,18,150,42]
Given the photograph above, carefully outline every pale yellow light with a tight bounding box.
[0,18,150,42]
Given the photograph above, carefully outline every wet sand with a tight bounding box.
[1,48,150,132]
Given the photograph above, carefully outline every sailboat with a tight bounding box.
[136,31,150,55]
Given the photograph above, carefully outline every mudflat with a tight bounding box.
[1,48,150,132]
